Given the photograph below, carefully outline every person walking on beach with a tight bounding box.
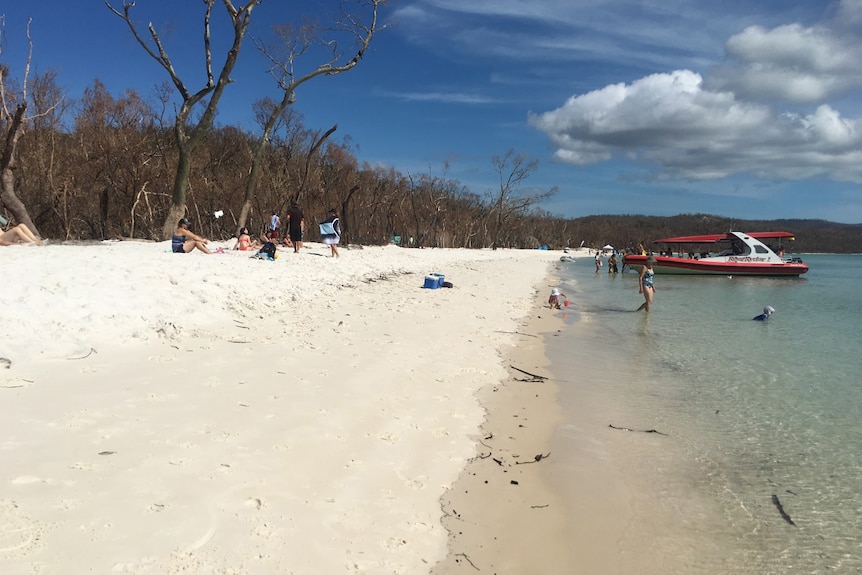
[319,208,341,258]
[172,218,213,254]
[286,200,304,253]
[637,255,656,312]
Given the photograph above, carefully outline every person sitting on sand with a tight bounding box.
[233,227,259,251]
[260,230,278,246]
[0,219,43,246]
[172,218,213,254]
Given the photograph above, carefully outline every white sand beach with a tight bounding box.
[1,241,578,574]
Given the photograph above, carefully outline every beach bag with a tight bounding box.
[319,222,336,235]
[257,241,276,260]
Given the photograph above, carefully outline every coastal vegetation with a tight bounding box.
[3,72,859,252]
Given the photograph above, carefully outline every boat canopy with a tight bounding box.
[654,231,796,244]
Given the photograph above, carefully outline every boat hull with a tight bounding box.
[622,255,808,276]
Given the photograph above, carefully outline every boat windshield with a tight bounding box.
[717,239,748,256]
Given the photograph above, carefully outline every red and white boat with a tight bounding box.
[622,231,809,276]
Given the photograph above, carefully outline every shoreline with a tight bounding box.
[431,271,576,574]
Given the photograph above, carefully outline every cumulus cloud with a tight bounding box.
[835,0,862,26]
[529,70,862,182]
[705,23,862,103]
[394,0,862,198]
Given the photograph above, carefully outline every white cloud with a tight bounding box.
[835,0,862,26]
[391,1,727,72]
[529,70,862,182]
[382,91,498,104]
[706,23,862,103]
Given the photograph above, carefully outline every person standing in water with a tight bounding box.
[637,256,656,312]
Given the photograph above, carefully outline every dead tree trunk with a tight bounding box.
[107,0,260,239]
[0,103,41,236]
[235,0,385,235]
[340,184,360,246]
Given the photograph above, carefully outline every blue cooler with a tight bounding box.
[424,275,440,289]
[430,273,445,288]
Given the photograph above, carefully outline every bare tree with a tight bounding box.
[297,124,337,204]
[0,17,56,237]
[23,70,73,238]
[234,0,385,234]
[488,149,558,250]
[106,0,260,239]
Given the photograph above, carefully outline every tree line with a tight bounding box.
[4,71,858,252]
[564,214,862,254]
[2,1,562,248]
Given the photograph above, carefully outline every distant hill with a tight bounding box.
[567,214,862,254]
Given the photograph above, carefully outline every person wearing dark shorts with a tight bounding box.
[286,201,304,253]
[172,218,213,254]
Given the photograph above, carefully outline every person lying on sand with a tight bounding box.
[172,218,213,254]
[0,220,43,246]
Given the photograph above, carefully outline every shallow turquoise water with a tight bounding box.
[551,253,862,573]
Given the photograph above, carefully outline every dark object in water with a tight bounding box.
[771,494,796,526]
[608,424,667,436]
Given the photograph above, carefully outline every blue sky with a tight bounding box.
[3,1,862,224]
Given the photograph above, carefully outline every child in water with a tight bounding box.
[548,288,568,309]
